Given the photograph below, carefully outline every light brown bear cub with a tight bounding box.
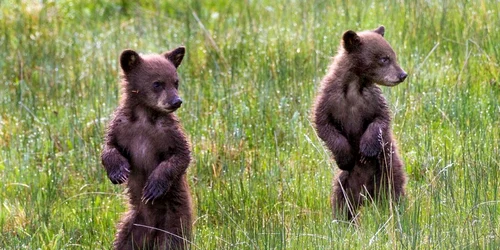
[313,26,407,221]
[102,47,192,249]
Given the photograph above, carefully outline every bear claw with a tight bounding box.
[142,179,168,204]
[108,163,130,184]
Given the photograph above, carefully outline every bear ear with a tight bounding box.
[163,46,185,68]
[120,50,142,73]
[342,30,361,53]
[373,26,385,37]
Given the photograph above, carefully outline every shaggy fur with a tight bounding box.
[102,47,192,249]
[313,26,407,220]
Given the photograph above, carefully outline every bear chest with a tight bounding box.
[333,87,380,139]
[115,117,176,171]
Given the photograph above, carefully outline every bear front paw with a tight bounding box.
[359,138,382,158]
[142,179,169,204]
[107,163,130,184]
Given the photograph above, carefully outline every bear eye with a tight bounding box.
[152,81,163,92]
[379,56,390,65]
[174,79,179,88]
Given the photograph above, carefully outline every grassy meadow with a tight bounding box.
[1,0,499,249]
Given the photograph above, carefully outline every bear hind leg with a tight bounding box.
[331,170,364,221]
[113,210,136,250]
[114,209,153,250]
[372,156,406,204]
[153,212,192,249]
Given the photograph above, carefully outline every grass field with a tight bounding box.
[0,0,499,249]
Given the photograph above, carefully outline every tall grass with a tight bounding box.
[0,0,499,249]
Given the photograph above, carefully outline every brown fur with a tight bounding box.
[312,26,408,220]
[101,47,192,249]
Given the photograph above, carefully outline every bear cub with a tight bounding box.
[313,26,407,221]
[102,47,192,249]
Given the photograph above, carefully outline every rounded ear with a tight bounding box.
[163,46,185,68]
[342,30,361,53]
[120,50,142,73]
[373,26,385,37]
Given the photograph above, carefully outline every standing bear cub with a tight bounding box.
[313,26,407,221]
[102,47,192,249]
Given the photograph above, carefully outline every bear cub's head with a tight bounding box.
[120,47,185,113]
[342,26,407,86]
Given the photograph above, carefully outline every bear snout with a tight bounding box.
[169,97,183,109]
[398,71,408,82]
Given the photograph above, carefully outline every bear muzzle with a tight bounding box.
[169,97,183,109]
[382,69,407,86]
[157,97,183,113]
[398,71,408,82]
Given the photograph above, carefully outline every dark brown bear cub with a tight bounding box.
[313,26,407,221]
[102,47,192,249]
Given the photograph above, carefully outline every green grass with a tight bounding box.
[1,0,499,249]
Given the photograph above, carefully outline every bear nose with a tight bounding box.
[399,72,408,82]
[170,97,183,109]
